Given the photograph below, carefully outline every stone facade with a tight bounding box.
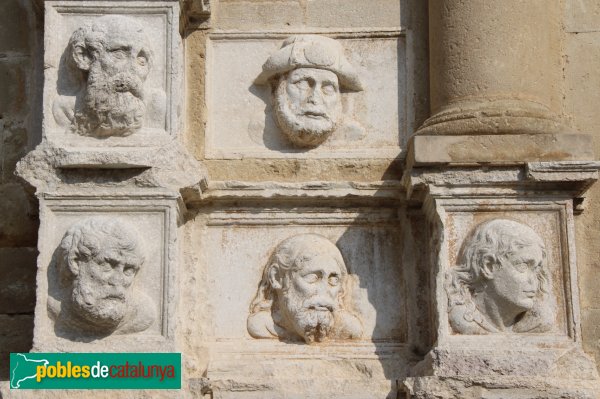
[1,1,600,398]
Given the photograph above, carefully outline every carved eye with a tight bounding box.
[512,262,529,273]
[136,50,149,67]
[303,273,319,283]
[110,49,128,60]
[322,83,337,95]
[328,275,340,286]
[123,265,136,277]
[97,261,113,273]
[292,79,310,91]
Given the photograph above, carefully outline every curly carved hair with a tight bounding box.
[57,217,144,282]
[447,218,549,308]
[67,15,153,73]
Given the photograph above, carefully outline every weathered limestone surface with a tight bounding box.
[422,0,564,136]
[401,164,600,398]
[213,0,401,30]
[565,0,600,370]
[28,195,183,353]
[206,32,403,158]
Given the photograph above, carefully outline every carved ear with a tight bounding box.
[71,44,92,71]
[66,253,80,277]
[268,264,283,290]
[480,254,496,280]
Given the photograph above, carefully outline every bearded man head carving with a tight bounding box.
[255,35,364,148]
[52,217,156,336]
[53,15,166,138]
[247,234,363,344]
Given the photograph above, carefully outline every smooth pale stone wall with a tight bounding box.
[565,0,600,371]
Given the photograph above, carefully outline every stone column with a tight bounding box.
[409,0,595,165]
[422,0,563,136]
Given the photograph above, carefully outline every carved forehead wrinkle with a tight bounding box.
[274,234,346,276]
[287,68,340,84]
[97,235,143,262]
[62,217,143,263]
[294,254,343,278]
[88,15,148,50]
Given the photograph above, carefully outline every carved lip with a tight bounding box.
[302,111,327,118]
[523,291,537,298]
[103,294,126,300]
[308,305,333,312]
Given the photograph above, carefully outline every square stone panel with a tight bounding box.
[206,33,406,159]
[33,196,179,352]
[43,1,182,148]
[192,207,411,397]
[437,200,580,346]
[199,209,406,343]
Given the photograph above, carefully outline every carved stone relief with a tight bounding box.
[445,219,555,334]
[255,35,363,147]
[206,33,403,158]
[48,217,155,336]
[247,234,363,343]
[43,2,183,147]
[52,15,165,138]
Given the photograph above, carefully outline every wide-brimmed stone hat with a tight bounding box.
[255,35,363,91]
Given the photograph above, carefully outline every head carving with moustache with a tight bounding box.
[247,234,363,343]
[66,15,153,137]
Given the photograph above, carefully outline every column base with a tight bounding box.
[407,133,595,166]
[416,98,566,136]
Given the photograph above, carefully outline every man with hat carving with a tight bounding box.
[255,35,363,148]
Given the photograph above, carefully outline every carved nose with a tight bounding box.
[307,88,323,105]
[107,268,125,286]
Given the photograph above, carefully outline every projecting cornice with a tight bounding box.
[180,0,210,27]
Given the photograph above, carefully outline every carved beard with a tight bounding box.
[282,289,336,343]
[273,79,340,147]
[71,277,128,331]
[74,62,146,137]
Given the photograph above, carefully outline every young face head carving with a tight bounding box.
[447,219,552,333]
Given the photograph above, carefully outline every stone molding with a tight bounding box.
[13,0,203,361]
[205,30,404,159]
